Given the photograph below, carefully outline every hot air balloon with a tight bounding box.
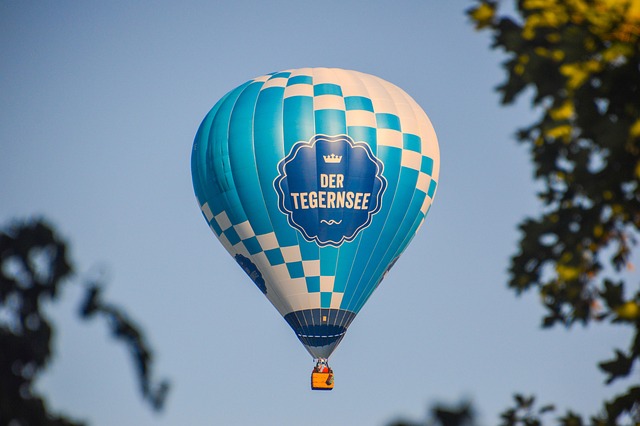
[191,68,439,390]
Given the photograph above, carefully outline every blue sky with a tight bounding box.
[0,1,632,425]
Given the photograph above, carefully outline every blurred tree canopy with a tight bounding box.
[0,218,169,426]
[467,0,640,424]
[388,400,478,426]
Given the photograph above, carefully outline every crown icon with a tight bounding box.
[323,153,342,164]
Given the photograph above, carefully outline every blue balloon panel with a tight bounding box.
[192,68,439,359]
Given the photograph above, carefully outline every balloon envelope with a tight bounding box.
[192,68,439,359]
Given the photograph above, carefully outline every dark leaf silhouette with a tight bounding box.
[467,0,640,424]
[0,218,169,425]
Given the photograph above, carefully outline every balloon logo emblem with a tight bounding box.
[191,68,439,390]
[274,134,387,247]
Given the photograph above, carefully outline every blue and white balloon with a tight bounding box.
[191,68,439,360]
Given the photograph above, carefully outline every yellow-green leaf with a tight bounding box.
[630,118,640,138]
[469,3,496,28]
[614,301,640,320]
[546,124,572,139]
[549,100,574,120]
[556,264,581,281]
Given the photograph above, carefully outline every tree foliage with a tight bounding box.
[468,0,640,424]
[0,218,169,426]
[388,400,478,426]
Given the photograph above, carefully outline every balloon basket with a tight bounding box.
[311,371,334,390]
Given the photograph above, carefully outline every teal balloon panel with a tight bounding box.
[192,68,439,359]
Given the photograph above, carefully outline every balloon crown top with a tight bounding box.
[322,153,342,164]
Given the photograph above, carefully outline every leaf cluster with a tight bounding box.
[499,392,640,426]
[388,400,478,426]
[0,218,169,425]
[467,0,640,424]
